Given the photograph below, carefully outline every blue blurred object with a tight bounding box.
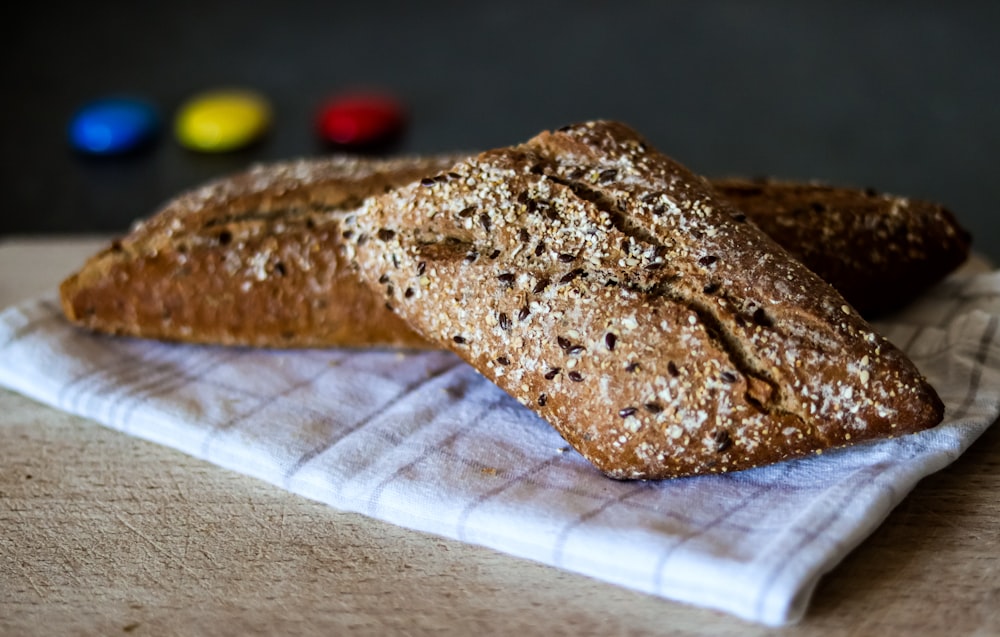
[68,97,160,155]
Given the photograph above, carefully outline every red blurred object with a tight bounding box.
[316,94,406,148]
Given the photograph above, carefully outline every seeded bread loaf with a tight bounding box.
[59,155,466,348]
[60,154,970,349]
[713,177,970,316]
[343,121,944,479]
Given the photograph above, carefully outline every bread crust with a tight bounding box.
[59,155,465,348]
[713,178,970,316]
[59,155,970,350]
[345,121,944,479]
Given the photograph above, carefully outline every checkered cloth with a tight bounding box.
[2,267,999,625]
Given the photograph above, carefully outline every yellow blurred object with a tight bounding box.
[175,90,271,152]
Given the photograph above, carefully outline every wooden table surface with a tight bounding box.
[2,238,998,636]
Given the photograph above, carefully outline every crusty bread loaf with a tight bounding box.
[344,120,944,479]
[713,177,971,316]
[59,154,970,350]
[59,155,466,348]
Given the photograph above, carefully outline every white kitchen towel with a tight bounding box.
[1,269,998,626]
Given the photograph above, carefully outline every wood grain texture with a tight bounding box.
[1,239,998,636]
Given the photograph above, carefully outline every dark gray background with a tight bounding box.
[5,1,998,261]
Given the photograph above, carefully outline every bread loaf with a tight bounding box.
[343,121,944,479]
[713,177,970,316]
[59,155,465,348]
[59,155,969,349]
